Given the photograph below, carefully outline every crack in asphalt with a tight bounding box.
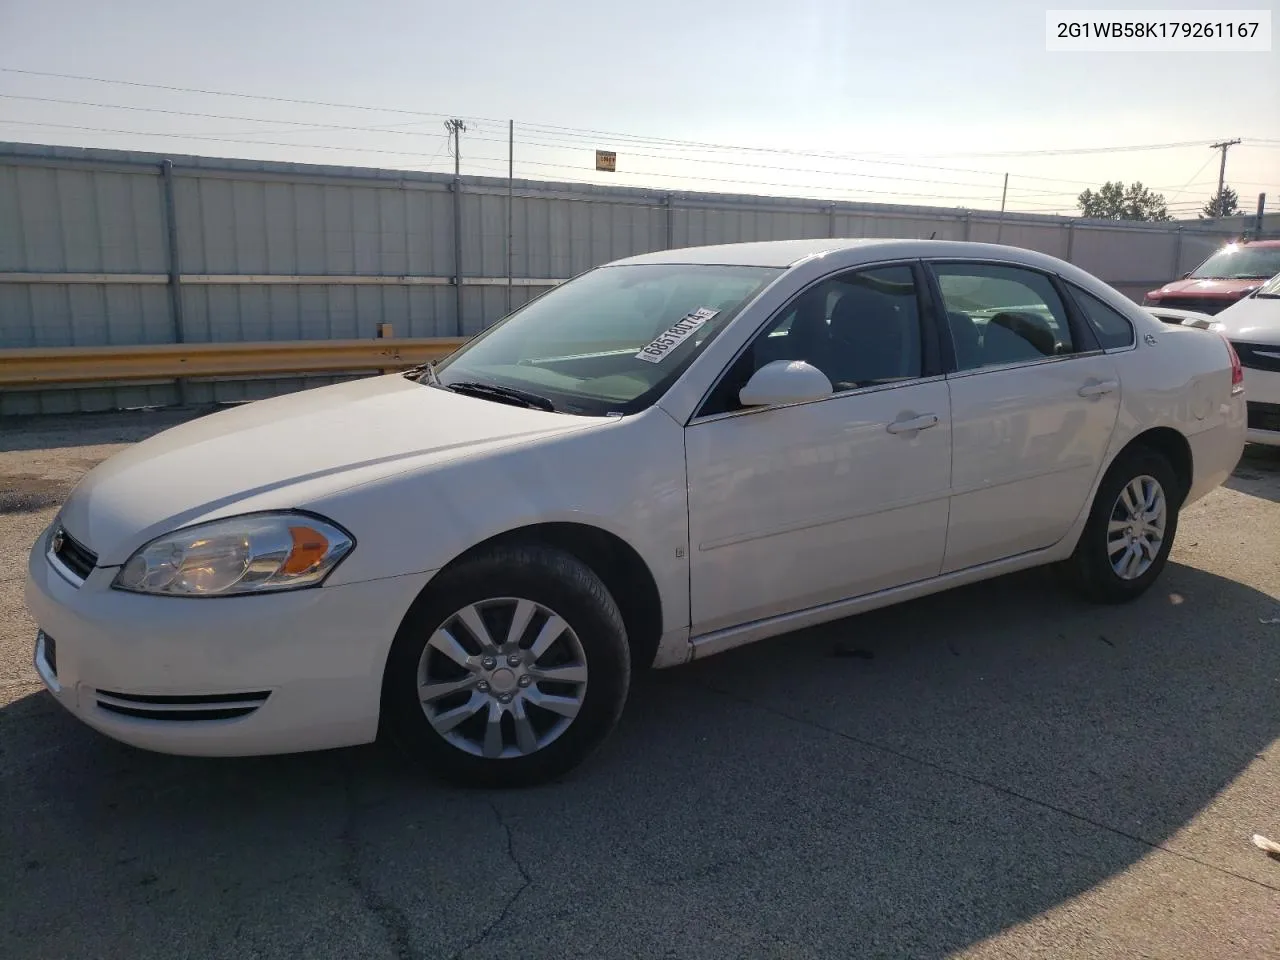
[340,769,417,960]
[447,799,534,960]
[693,680,1280,895]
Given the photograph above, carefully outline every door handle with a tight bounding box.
[886,413,940,435]
[1078,380,1119,398]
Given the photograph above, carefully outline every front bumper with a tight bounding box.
[25,524,432,757]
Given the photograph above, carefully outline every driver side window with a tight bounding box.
[699,264,925,417]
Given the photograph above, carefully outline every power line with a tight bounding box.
[0,92,455,139]
[445,154,1009,202]
[9,115,1275,215]
[0,93,1077,194]
[456,132,1074,195]
[2,70,1273,210]
[0,118,466,161]
[482,115,1223,159]
[4,66,1249,184]
[473,121,1157,185]
[0,118,1005,203]
[1164,154,1219,205]
[850,140,1217,159]
[0,66,503,124]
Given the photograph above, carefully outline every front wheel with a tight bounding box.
[1060,446,1181,604]
[382,544,631,788]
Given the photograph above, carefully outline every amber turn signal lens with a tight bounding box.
[282,525,330,575]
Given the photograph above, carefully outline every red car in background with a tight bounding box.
[1145,239,1280,316]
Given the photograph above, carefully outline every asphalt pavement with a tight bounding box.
[2,408,1279,959]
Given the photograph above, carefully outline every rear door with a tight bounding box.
[928,260,1122,573]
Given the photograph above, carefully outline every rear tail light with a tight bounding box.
[1222,336,1244,393]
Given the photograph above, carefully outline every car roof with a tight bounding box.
[609,238,1067,269]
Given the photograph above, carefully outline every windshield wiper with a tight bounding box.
[442,380,557,411]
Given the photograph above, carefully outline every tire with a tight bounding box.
[1061,445,1181,604]
[382,543,630,788]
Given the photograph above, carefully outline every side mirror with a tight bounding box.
[738,360,833,408]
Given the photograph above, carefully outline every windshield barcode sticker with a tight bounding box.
[635,308,719,363]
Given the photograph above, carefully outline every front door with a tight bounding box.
[930,260,1122,573]
[685,263,953,636]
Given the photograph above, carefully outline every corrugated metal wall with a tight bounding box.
[0,140,1251,415]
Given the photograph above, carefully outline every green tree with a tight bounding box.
[1200,185,1240,218]
[1076,181,1172,221]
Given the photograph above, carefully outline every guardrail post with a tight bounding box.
[452,177,464,337]
[1065,220,1076,263]
[1171,226,1184,278]
[160,159,188,405]
[664,194,675,249]
[827,202,837,238]
[962,212,972,241]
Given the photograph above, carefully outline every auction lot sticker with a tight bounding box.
[636,308,719,363]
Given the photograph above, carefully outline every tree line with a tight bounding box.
[1075,182,1241,222]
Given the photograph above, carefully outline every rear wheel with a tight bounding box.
[1061,446,1181,604]
[382,544,630,788]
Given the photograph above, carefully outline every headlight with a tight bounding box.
[112,512,354,597]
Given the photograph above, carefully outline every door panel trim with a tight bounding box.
[948,454,1097,497]
[689,374,946,425]
[698,486,951,552]
[942,350,1106,380]
[688,541,1064,662]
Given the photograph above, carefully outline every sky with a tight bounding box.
[0,0,1276,218]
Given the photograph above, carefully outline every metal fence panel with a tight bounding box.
[0,282,171,348]
[1072,225,1176,288]
[1178,231,1232,275]
[675,206,829,247]
[0,163,166,272]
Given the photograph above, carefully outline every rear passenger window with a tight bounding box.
[931,263,1075,372]
[1070,287,1135,350]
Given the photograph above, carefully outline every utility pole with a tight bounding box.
[1209,138,1241,217]
[996,172,1009,243]
[507,119,514,316]
[444,118,466,175]
[445,118,467,335]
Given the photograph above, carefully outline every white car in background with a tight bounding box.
[1203,272,1280,447]
[26,239,1247,788]
[1146,305,1215,327]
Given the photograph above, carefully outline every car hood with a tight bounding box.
[1214,296,1280,344]
[58,374,599,565]
[1149,277,1262,300]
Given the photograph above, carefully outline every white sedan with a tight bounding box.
[26,239,1247,787]
[1205,272,1280,447]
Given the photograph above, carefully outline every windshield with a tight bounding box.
[1190,245,1280,281]
[1256,272,1280,297]
[428,263,782,415]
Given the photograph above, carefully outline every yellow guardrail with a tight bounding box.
[0,338,469,387]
